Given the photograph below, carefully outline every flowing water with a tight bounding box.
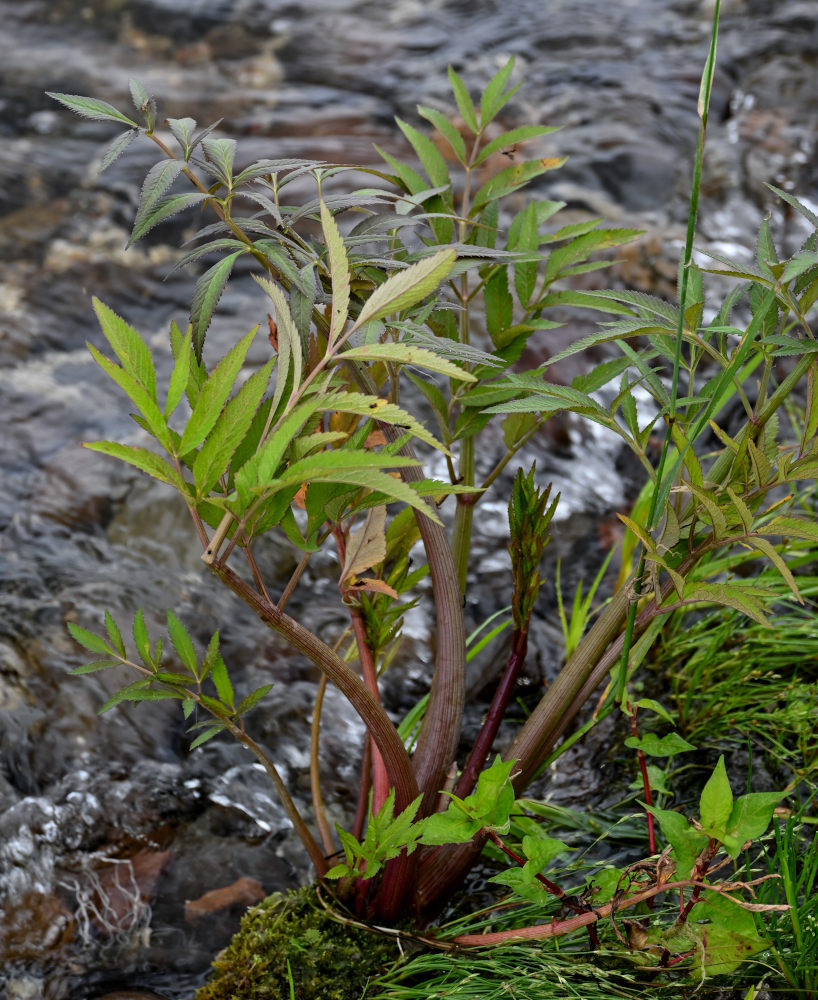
[0,1,816,996]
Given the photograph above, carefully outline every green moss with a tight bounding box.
[195,884,401,1000]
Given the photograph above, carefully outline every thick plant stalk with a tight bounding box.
[381,434,466,811]
[208,560,420,812]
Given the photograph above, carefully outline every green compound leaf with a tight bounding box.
[47,92,139,127]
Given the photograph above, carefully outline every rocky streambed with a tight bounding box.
[0,1,816,996]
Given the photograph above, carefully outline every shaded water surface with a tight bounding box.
[0,1,816,996]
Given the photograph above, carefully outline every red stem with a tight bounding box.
[455,628,528,799]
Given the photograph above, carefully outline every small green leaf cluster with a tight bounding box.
[68,610,271,749]
[648,756,783,879]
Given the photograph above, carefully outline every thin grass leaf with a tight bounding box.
[47,92,139,128]
[190,250,245,360]
[179,326,258,455]
[351,248,456,330]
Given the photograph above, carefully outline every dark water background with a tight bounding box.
[0,1,816,997]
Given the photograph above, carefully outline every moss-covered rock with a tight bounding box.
[195,884,400,1000]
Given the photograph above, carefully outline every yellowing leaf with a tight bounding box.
[342,506,388,582]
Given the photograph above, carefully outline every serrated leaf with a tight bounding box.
[544,228,642,283]
[70,659,121,674]
[417,105,466,164]
[132,609,151,666]
[47,92,138,127]
[745,536,802,604]
[236,683,274,715]
[396,117,450,188]
[167,117,197,156]
[210,653,234,709]
[93,299,157,400]
[624,732,696,757]
[476,124,559,166]
[103,610,126,657]
[447,66,479,133]
[338,342,475,384]
[133,160,187,240]
[484,267,513,339]
[67,622,116,657]
[480,57,518,125]
[86,345,171,449]
[768,183,818,228]
[253,274,303,418]
[200,136,237,188]
[165,323,192,418]
[99,128,139,172]
[129,191,209,246]
[352,250,456,331]
[84,442,186,491]
[189,725,227,749]
[471,158,566,214]
[757,515,818,543]
[683,582,771,626]
[179,326,258,455]
[319,200,350,345]
[166,611,198,674]
[190,250,244,361]
[193,358,275,496]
